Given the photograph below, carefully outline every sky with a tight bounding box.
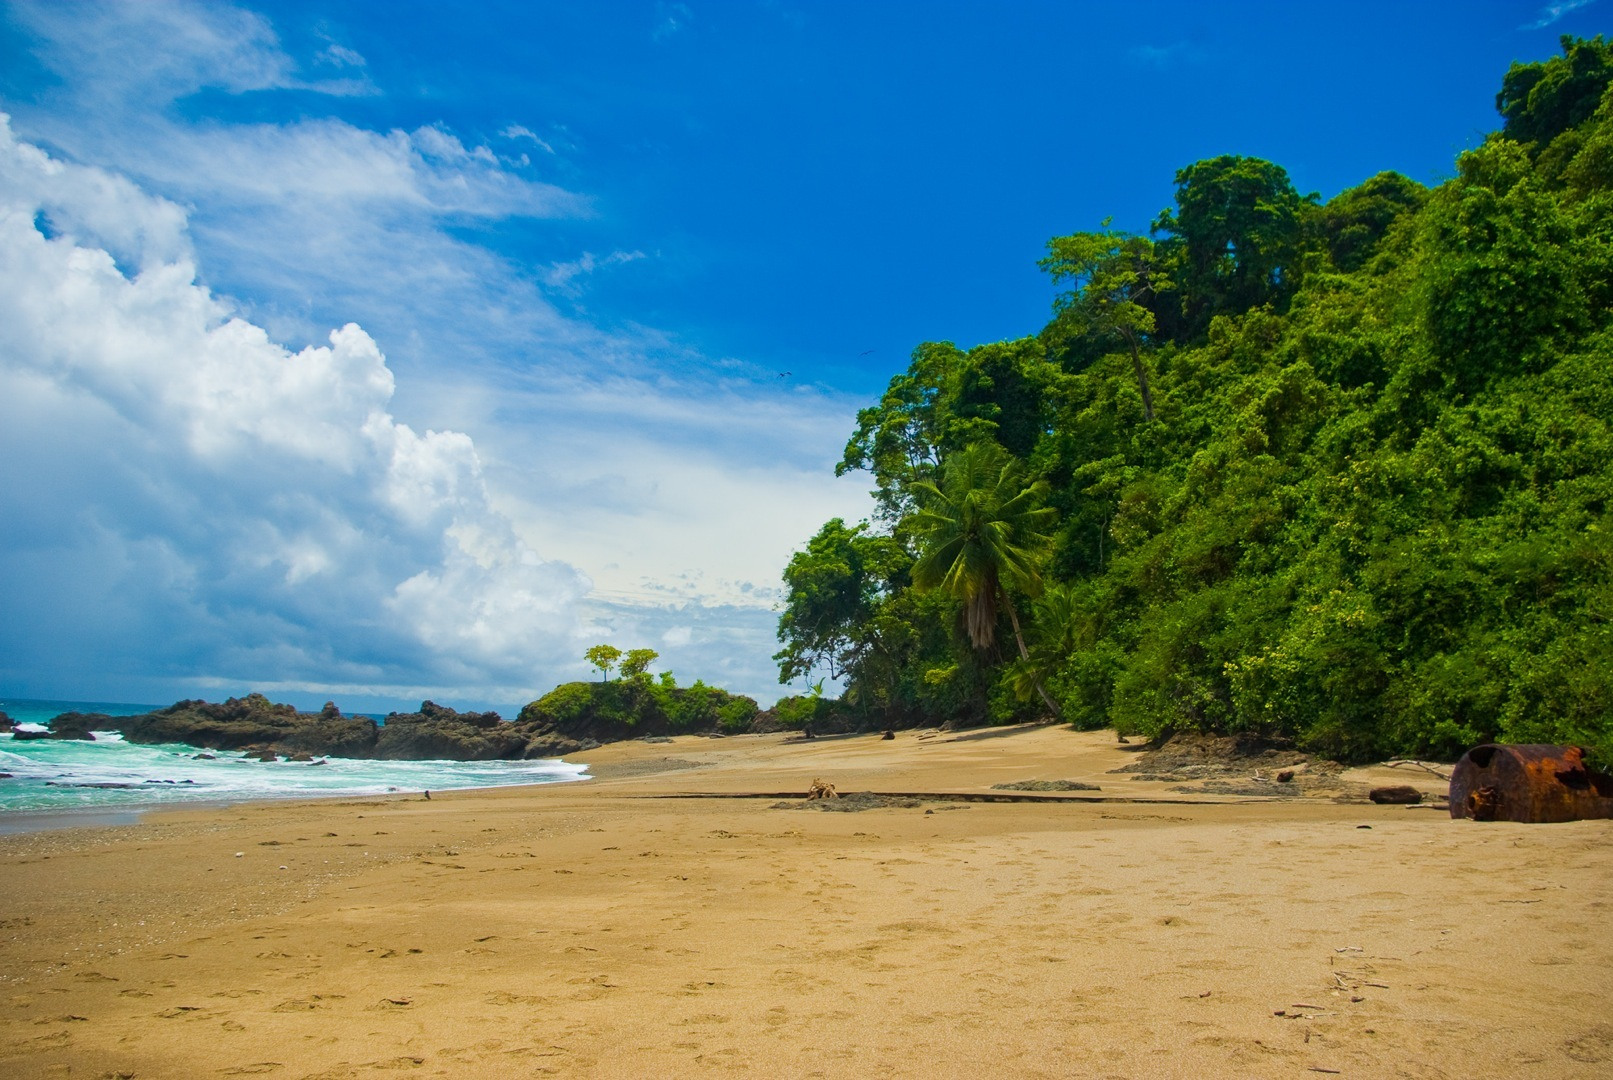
[0,0,1602,714]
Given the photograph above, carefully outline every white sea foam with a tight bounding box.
[0,729,589,814]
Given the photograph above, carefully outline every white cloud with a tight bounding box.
[316,42,367,69]
[0,118,588,701]
[0,0,873,707]
[500,125,556,155]
[1524,0,1595,29]
[653,1,694,42]
[9,0,373,102]
[544,249,647,290]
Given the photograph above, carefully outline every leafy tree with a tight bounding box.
[774,518,905,685]
[778,37,1613,763]
[621,648,659,680]
[584,644,622,682]
[909,442,1058,712]
[1498,35,1613,148]
[1315,172,1426,273]
[1042,222,1171,419]
[1153,155,1317,337]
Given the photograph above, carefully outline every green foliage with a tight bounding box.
[1152,155,1318,338]
[777,38,1613,761]
[521,678,758,738]
[584,644,622,681]
[621,648,659,680]
[1498,35,1613,148]
[1041,223,1169,416]
[909,441,1056,653]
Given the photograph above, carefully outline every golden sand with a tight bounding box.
[1,727,1608,1078]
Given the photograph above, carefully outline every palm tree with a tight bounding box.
[1006,582,1080,706]
[908,442,1060,716]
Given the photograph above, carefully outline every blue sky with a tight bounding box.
[0,0,1600,713]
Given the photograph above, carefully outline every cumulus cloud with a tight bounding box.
[0,117,587,704]
[1,0,874,707]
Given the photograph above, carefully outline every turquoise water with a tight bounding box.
[0,698,589,815]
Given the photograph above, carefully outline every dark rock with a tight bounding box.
[1276,770,1296,783]
[0,710,12,732]
[47,712,108,740]
[193,753,216,760]
[245,750,280,762]
[882,730,895,740]
[286,751,314,763]
[277,712,378,757]
[10,728,50,741]
[115,694,303,750]
[0,772,12,779]
[1369,785,1423,804]
[372,701,526,761]
[749,709,784,734]
[992,780,1101,792]
[522,733,584,758]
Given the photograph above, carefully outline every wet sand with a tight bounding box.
[0,727,1608,1078]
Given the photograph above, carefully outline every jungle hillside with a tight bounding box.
[774,37,1613,764]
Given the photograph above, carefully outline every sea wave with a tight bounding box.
[0,729,589,814]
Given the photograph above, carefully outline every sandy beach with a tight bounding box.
[0,726,1608,1079]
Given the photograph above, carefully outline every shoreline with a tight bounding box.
[1,727,1604,1078]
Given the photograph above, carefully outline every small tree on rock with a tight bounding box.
[585,644,622,682]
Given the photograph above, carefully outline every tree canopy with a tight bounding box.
[775,37,1613,764]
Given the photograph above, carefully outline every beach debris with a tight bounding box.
[1385,759,1453,780]
[1369,785,1422,804]
[807,778,838,799]
[1450,744,1613,823]
[773,791,925,812]
[234,852,244,858]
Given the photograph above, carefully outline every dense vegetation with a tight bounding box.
[518,646,760,739]
[775,38,1613,763]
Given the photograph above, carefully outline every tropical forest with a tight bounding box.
[773,36,1613,765]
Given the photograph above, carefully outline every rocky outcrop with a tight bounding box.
[39,688,758,763]
[276,702,378,757]
[372,701,528,761]
[44,712,108,740]
[60,694,579,762]
[0,710,12,732]
[106,694,303,750]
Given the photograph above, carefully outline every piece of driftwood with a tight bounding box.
[806,778,838,800]
[1385,759,1452,780]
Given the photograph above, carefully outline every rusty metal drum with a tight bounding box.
[1449,744,1613,823]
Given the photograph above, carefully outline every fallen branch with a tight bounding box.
[1385,759,1452,780]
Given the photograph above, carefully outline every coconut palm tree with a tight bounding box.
[908,442,1060,716]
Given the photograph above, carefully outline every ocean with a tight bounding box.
[0,698,589,823]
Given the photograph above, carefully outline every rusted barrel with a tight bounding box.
[1449,744,1613,823]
